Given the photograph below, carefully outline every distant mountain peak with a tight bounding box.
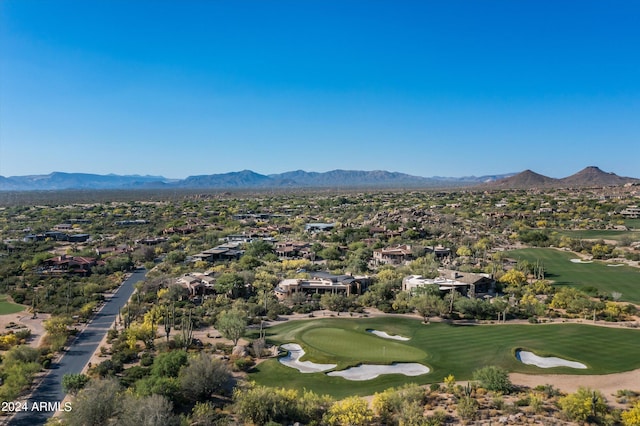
[486,166,639,189]
[487,169,557,189]
[559,166,636,187]
[0,167,637,191]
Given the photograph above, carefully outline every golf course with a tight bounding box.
[0,294,25,315]
[552,229,640,242]
[505,248,640,303]
[251,316,640,398]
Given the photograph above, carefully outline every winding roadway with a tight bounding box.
[8,268,146,426]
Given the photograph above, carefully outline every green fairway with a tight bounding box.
[553,229,640,242]
[505,248,640,303]
[0,295,25,315]
[251,317,640,398]
[624,218,640,230]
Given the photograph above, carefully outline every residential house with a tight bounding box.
[176,272,216,297]
[403,269,495,298]
[621,206,640,218]
[191,242,244,263]
[275,272,371,300]
[305,223,336,233]
[163,226,196,235]
[373,244,414,266]
[40,255,103,276]
[53,223,74,231]
[275,241,312,259]
[67,234,90,243]
[137,237,168,246]
[425,245,452,259]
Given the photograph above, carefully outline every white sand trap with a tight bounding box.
[367,329,410,341]
[608,264,625,267]
[516,350,587,369]
[570,259,593,264]
[279,343,337,373]
[327,363,430,381]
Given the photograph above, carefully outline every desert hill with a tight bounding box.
[486,166,639,189]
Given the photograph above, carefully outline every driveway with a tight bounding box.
[8,268,146,426]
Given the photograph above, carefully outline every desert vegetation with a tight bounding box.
[0,184,639,424]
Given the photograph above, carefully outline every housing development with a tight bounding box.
[0,168,640,425]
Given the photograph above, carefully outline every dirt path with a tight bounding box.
[511,369,640,403]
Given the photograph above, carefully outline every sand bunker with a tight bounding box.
[327,363,430,381]
[279,343,337,373]
[570,259,593,264]
[367,329,410,341]
[516,350,587,369]
[607,264,625,267]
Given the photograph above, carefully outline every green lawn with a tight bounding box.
[624,218,640,230]
[299,327,426,365]
[505,248,640,303]
[552,229,640,242]
[250,317,640,398]
[0,295,25,315]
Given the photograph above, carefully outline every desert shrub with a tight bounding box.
[491,394,505,410]
[107,328,119,342]
[622,401,640,426]
[528,392,544,414]
[457,396,478,420]
[15,328,32,340]
[140,352,154,367]
[0,333,19,350]
[93,359,123,377]
[233,356,255,372]
[111,347,138,365]
[559,387,608,422]
[472,366,512,394]
[427,410,448,426]
[120,365,151,388]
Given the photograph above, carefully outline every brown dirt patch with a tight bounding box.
[511,369,640,407]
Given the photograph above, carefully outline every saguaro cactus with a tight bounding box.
[181,309,193,350]
[164,303,175,342]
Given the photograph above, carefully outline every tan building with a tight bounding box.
[274,241,312,258]
[403,270,495,298]
[275,272,370,300]
[621,206,640,218]
[373,244,413,265]
[176,272,216,297]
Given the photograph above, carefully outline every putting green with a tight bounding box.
[299,327,426,364]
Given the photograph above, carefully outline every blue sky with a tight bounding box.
[1,0,639,179]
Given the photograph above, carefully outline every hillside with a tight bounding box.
[559,166,639,187]
[484,170,558,189]
[486,167,639,189]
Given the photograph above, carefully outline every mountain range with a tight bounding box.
[0,167,636,191]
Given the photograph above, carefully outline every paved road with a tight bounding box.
[9,268,147,426]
